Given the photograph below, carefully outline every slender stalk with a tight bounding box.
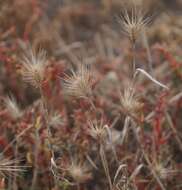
[12,143,18,190]
[2,125,32,154]
[132,43,136,76]
[39,86,55,160]
[77,183,81,190]
[142,29,154,76]
[165,112,182,152]
[8,175,12,190]
[86,97,97,111]
[99,144,113,190]
[129,118,166,190]
[31,125,40,190]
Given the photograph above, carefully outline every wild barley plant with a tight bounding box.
[118,4,169,190]
[58,6,158,190]
[21,48,53,150]
[62,62,115,189]
[52,156,92,188]
[1,96,28,189]
[18,3,173,190]
[119,7,152,74]
[88,120,113,190]
[21,48,56,188]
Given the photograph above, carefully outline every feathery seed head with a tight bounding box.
[119,7,151,44]
[155,163,177,180]
[88,120,108,142]
[4,95,22,119]
[21,49,47,88]
[119,85,142,115]
[68,160,92,184]
[49,111,64,127]
[63,64,92,99]
[0,157,26,178]
[51,156,92,184]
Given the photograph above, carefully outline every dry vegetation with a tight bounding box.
[0,0,182,189]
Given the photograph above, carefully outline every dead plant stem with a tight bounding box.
[129,117,166,190]
[99,144,113,190]
[39,86,55,160]
[142,29,154,75]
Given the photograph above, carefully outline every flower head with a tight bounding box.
[4,95,22,119]
[0,156,26,177]
[21,49,47,88]
[63,64,92,99]
[155,163,177,180]
[88,120,108,142]
[67,160,92,184]
[49,111,64,127]
[119,7,151,43]
[51,156,92,184]
[119,85,142,115]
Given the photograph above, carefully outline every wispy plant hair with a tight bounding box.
[118,6,153,44]
[4,95,22,120]
[119,84,142,116]
[21,48,47,88]
[0,156,26,178]
[63,63,92,99]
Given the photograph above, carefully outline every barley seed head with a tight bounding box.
[63,64,92,99]
[155,163,177,180]
[4,95,22,120]
[119,7,152,44]
[68,160,92,184]
[119,85,142,115]
[49,111,64,127]
[21,49,47,88]
[0,157,26,178]
[88,120,108,142]
[51,156,92,184]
